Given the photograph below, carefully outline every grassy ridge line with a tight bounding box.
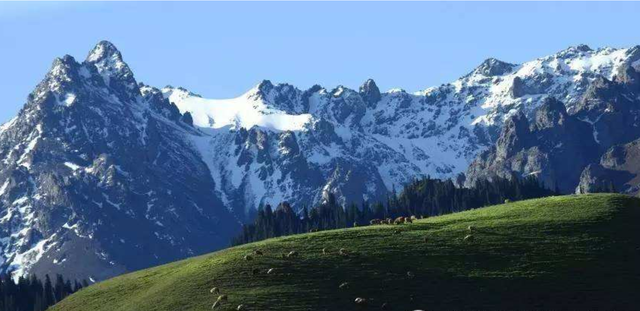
[52,194,640,311]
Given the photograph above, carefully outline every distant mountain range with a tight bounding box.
[2,41,640,282]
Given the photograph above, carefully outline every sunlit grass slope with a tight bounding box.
[52,194,640,310]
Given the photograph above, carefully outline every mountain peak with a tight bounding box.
[571,44,593,53]
[473,58,516,76]
[84,40,138,97]
[359,78,381,105]
[86,40,123,63]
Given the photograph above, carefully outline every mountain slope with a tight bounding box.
[0,42,239,282]
[164,45,640,213]
[466,56,640,193]
[52,194,640,311]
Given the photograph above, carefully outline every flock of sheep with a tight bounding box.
[209,216,477,310]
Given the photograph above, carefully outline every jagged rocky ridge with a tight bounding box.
[2,41,640,281]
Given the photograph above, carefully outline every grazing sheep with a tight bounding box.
[354,297,367,306]
[464,234,474,242]
[210,287,220,294]
[267,268,276,274]
[504,199,511,204]
[287,251,299,258]
[404,217,413,224]
[218,295,228,302]
[253,250,263,256]
[385,218,393,225]
[467,225,475,232]
[370,219,382,225]
[394,217,405,225]
[309,228,318,233]
[339,282,349,289]
[236,304,246,310]
[339,248,348,256]
[322,248,328,255]
[410,215,418,221]
[244,255,253,261]
[212,300,221,309]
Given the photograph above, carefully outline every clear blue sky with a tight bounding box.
[2,2,640,123]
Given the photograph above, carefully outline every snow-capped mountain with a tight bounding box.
[0,42,239,282]
[2,41,640,281]
[163,44,640,215]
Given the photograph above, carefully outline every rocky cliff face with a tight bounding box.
[3,41,640,281]
[466,46,640,194]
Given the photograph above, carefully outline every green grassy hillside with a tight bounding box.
[52,194,640,311]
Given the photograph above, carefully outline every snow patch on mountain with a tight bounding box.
[163,87,313,132]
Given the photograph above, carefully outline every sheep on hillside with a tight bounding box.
[354,297,367,306]
[286,251,299,258]
[339,248,348,256]
[210,287,220,294]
